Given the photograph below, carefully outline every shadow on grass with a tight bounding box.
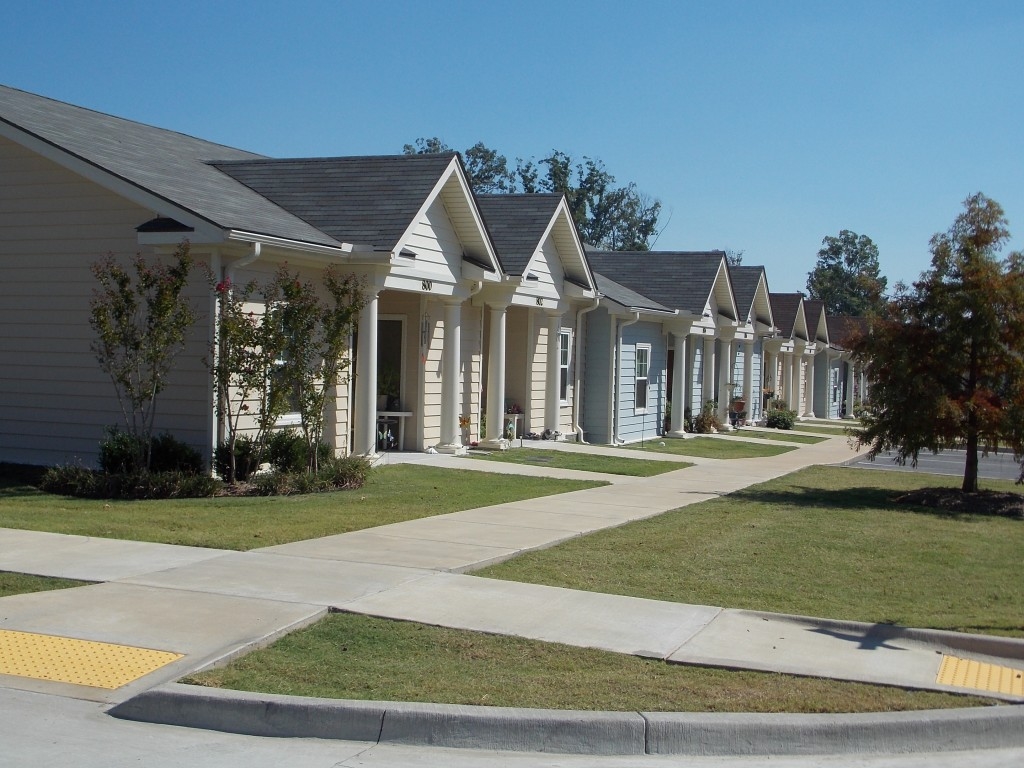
[728,484,1024,521]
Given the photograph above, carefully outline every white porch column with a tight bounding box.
[544,312,564,437]
[437,300,464,454]
[763,347,776,415]
[701,336,715,412]
[803,353,816,418]
[845,360,855,418]
[354,290,379,455]
[742,340,754,424]
[669,332,688,436]
[790,354,802,412]
[483,304,507,445]
[717,337,733,426]
[783,352,795,411]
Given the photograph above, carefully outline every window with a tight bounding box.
[558,329,572,402]
[635,344,650,412]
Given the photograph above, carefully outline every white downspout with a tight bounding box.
[613,312,641,444]
[572,296,600,443]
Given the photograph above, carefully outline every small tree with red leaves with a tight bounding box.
[854,194,1024,492]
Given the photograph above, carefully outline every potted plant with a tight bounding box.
[377,366,400,411]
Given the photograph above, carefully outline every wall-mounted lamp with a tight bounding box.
[420,314,431,347]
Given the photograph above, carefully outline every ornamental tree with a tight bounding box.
[89,242,198,470]
[213,265,364,478]
[853,193,1024,492]
[268,266,365,472]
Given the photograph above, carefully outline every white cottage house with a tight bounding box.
[0,84,512,465]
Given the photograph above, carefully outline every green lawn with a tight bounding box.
[790,425,853,436]
[624,436,796,459]
[0,465,602,551]
[478,466,1024,637]
[465,448,689,476]
[185,612,992,713]
[724,429,827,444]
[0,571,89,598]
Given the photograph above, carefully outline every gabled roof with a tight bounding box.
[476,194,562,275]
[592,272,674,314]
[583,250,736,320]
[475,193,594,289]
[0,83,337,247]
[213,153,462,251]
[729,264,774,328]
[827,315,870,350]
[769,292,808,340]
[802,299,829,344]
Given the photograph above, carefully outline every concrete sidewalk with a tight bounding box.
[2,432,1023,755]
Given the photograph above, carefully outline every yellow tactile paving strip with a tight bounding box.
[0,629,182,690]
[937,654,1024,696]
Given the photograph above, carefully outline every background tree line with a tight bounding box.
[403,138,661,251]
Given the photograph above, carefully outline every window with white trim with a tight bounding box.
[635,343,650,412]
[558,329,572,403]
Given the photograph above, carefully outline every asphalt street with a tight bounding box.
[849,448,1021,481]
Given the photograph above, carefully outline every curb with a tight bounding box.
[108,683,1024,756]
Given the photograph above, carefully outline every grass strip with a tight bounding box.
[184,612,993,713]
[0,571,90,598]
[789,425,853,436]
[724,430,827,444]
[623,437,796,459]
[0,465,602,551]
[465,448,689,476]
[478,466,1024,637]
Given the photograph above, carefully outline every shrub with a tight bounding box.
[692,400,722,434]
[265,429,332,473]
[215,434,259,481]
[246,456,371,497]
[765,408,798,430]
[99,427,204,474]
[40,466,221,499]
[40,465,101,497]
[150,432,204,474]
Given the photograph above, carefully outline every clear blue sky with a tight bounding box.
[4,0,1023,293]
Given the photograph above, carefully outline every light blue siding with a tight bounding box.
[581,307,613,443]
[616,321,666,444]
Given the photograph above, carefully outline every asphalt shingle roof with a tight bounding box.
[592,271,673,313]
[803,299,827,341]
[770,292,804,338]
[0,84,338,247]
[729,265,767,320]
[827,315,870,350]
[584,251,728,316]
[475,194,563,275]
[213,154,459,250]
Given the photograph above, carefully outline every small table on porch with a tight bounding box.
[376,411,412,451]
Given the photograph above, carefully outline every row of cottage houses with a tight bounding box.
[0,84,868,468]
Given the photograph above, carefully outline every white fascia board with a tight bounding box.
[0,119,220,233]
[225,230,373,260]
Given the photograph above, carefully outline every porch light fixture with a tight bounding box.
[420,315,431,347]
